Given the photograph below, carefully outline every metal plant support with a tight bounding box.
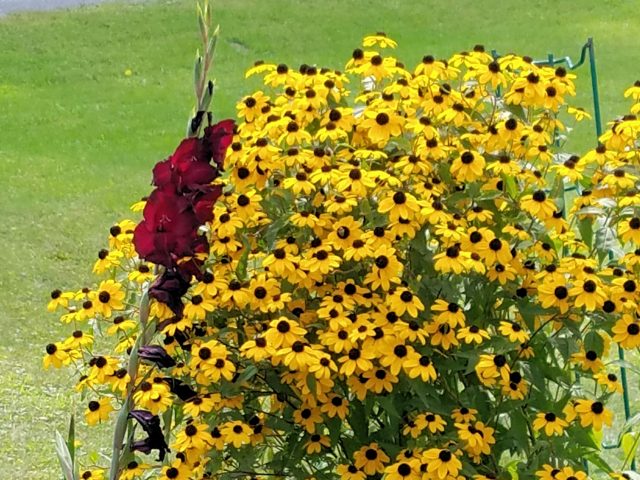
[492,38,637,472]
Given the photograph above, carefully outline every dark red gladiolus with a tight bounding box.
[205,119,235,168]
[134,190,200,267]
[152,138,218,193]
[190,185,221,224]
[134,119,233,304]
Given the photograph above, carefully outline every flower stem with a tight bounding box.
[109,289,150,480]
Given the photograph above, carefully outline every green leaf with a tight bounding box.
[622,432,640,462]
[584,451,613,474]
[584,330,604,357]
[326,416,343,445]
[236,364,258,385]
[235,236,251,281]
[618,412,640,441]
[196,4,207,38]
[305,373,316,395]
[506,410,529,452]
[162,408,173,449]
[206,26,219,61]
[264,216,289,250]
[578,217,593,249]
[350,400,369,442]
[54,430,76,480]
[66,415,75,473]
[506,459,520,480]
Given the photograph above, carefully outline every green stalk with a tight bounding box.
[109,290,150,480]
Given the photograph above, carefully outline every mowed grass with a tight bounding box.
[1,0,640,476]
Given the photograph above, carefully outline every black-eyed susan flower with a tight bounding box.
[159,460,190,480]
[387,287,424,318]
[85,397,113,426]
[119,460,150,480]
[618,217,640,244]
[433,244,470,274]
[339,346,376,376]
[402,353,437,382]
[353,443,390,475]
[305,433,331,454]
[574,399,613,430]
[183,395,216,417]
[611,314,640,348]
[421,412,446,434]
[378,191,420,222]
[475,354,510,386]
[571,347,605,373]
[380,341,416,375]
[43,342,79,369]
[532,412,568,436]
[457,325,490,344]
[501,370,528,400]
[363,367,398,394]
[384,461,420,480]
[265,317,307,349]
[451,407,477,424]
[364,244,403,291]
[569,278,607,311]
[361,109,404,145]
[47,289,75,312]
[220,420,251,448]
[456,421,495,455]
[79,470,105,480]
[537,280,571,313]
[293,405,324,434]
[520,190,557,220]
[132,380,173,415]
[336,464,366,480]
[450,150,485,182]
[431,299,466,327]
[90,280,125,318]
[421,448,462,479]
[498,321,529,343]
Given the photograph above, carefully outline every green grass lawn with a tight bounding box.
[2,0,640,476]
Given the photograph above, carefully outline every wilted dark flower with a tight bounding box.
[138,345,176,369]
[162,378,197,401]
[149,268,190,316]
[128,410,169,461]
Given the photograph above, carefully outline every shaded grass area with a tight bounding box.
[1,0,640,476]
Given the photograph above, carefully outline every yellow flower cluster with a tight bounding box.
[45,32,640,480]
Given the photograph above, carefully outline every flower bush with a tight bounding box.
[45,4,640,480]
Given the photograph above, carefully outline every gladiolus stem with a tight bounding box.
[109,290,151,480]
